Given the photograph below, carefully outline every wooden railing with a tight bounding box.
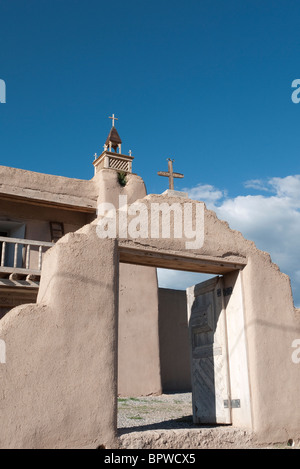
[0,236,54,277]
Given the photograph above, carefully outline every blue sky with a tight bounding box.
[1,0,300,303]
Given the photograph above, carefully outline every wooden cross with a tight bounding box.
[109,113,118,127]
[157,158,184,190]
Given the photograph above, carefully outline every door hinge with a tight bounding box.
[223,287,233,297]
[224,399,241,408]
[217,287,233,297]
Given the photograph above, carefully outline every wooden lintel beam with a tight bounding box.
[118,246,246,274]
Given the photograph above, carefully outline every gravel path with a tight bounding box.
[118,392,194,432]
[117,392,255,449]
[117,393,299,449]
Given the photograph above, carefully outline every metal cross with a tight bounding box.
[109,113,118,127]
[157,158,184,190]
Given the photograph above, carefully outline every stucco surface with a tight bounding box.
[116,194,300,443]
[94,168,146,208]
[95,169,162,398]
[158,288,191,392]
[0,227,119,449]
[0,165,97,210]
[0,175,299,447]
[118,263,161,397]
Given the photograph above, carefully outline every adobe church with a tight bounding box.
[0,116,299,449]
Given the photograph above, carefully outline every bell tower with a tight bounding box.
[93,114,134,175]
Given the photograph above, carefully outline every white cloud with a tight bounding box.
[158,175,300,307]
[269,175,300,206]
[244,179,271,191]
[184,184,226,205]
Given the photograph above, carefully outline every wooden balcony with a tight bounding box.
[0,236,54,285]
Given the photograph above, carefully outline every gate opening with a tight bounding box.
[116,244,246,433]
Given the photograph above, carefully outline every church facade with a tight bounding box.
[0,118,190,398]
[0,117,299,448]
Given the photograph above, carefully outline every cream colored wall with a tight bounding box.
[93,169,162,397]
[0,169,162,399]
[0,228,119,449]
[241,252,300,443]
[0,165,97,210]
[158,288,191,393]
[117,195,300,443]
[0,167,161,447]
[118,263,161,396]
[223,271,252,429]
[1,173,299,446]
[93,168,146,207]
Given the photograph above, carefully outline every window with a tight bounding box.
[50,222,64,243]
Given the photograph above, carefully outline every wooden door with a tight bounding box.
[186,276,231,424]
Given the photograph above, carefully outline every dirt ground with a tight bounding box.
[117,392,299,450]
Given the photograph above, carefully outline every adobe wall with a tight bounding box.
[118,193,300,443]
[158,288,191,392]
[222,270,252,429]
[0,176,299,446]
[94,169,162,397]
[0,165,97,210]
[0,227,119,449]
[0,166,162,398]
[241,250,300,443]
